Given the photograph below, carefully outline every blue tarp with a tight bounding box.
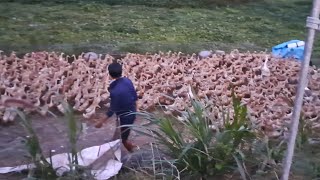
[272,40,305,61]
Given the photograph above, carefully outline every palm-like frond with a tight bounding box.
[129,86,256,178]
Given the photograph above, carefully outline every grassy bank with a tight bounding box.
[0,0,318,58]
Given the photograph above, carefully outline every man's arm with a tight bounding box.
[136,101,139,112]
[107,89,118,117]
[128,80,139,111]
[129,81,139,111]
[95,92,115,128]
[128,79,138,101]
[95,111,113,128]
[103,109,114,123]
[106,110,114,118]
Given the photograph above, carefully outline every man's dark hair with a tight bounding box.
[108,62,122,78]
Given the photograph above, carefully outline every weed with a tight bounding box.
[56,100,94,179]
[126,88,255,179]
[62,101,80,172]
[296,113,312,150]
[3,99,57,179]
[3,98,93,179]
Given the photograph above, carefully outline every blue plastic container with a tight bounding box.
[272,40,305,61]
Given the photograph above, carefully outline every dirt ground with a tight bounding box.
[0,109,153,179]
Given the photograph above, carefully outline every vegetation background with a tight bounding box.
[0,0,318,65]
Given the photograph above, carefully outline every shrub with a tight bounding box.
[127,88,255,179]
[3,99,57,179]
[3,99,91,179]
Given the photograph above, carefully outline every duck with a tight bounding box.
[261,55,271,77]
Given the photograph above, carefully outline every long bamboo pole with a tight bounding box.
[281,1,320,180]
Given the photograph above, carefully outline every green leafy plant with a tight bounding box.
[19,110,57,179]
[126,87,255,179]
[296,113,312,150]
[62,101,80,172]
[3,98,92,179]
[280,94,312,149]
[252,137,285,176]
[56,100,93,179]
[3,99,57,179]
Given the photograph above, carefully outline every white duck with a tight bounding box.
[261,55,271,77]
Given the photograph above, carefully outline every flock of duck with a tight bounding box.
[0,50,320,137]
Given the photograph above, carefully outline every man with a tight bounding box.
[95,62,138,152]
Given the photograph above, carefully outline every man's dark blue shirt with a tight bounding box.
[106,77,138,117]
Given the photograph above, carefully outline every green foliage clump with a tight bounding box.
[8,108,57,179]
[3,99,92,179]
[129,88,255,179]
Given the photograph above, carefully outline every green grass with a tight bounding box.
[0,0,319,60]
